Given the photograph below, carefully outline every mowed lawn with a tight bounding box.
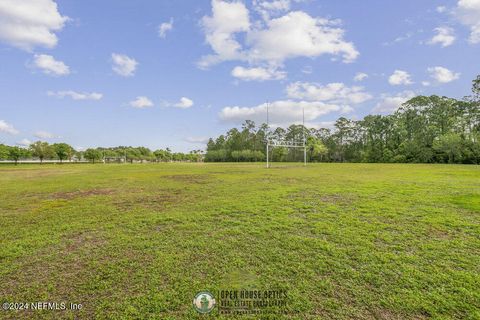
[0,163,479,320]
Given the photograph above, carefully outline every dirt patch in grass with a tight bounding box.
[318,193,357,205]
[50,188,116,200]
[0,231,157,319]
[153,219,184,232]
[369,308,428,320]
[209,169,250,174]
[113,190,184,211]
[26,169,76,178]
[63,231,108,253]
[288,190,357,206]
[0,169,76,183]
[162,174,209,184]
[427,227,452,240]
[0,168,24,173]
[0,231,107,303]
[2,233,103,284]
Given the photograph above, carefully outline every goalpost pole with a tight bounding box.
[266,144,269,168]
[303,108,306,166]
[265,103,307,168]
[266,102,269,168]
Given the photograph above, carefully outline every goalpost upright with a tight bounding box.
[266,102,270,169]
[265,103,307,168]
[303,107,306,167]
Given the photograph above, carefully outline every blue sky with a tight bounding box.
[0,0,479,151]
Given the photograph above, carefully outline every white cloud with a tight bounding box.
[231,66,286,81]
[198,0,250,68]
[158,18,173,38]
[340,105,354,114]
[162,97,195,109]
[0,120,19,135]
[220,80,369,125]
[16,138,32,146]
[185,136,209,144]
[247,11,358,65]
[0,0,68,51]
[220,100,341,126]
[286,82,372,105]
[388,70,413,86]
[34,131,57,139]
[199,1,358,70]
[454,0,480,44]
[428,66,460,83]
[253,0,291,20]
[33,54,70,76]
[372,91,416,114]
[437,6,447,13]
[47,90,103,100]
[112,53,138,77]
[129,96,154,109]
[382,32,414,46]
[353,72,368,82]
[470,29,480,45]
[174,97,194,109]
[301,66,313,74]
[306,121,336,130]
[428,26,455,47]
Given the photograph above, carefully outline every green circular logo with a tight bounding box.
[193,291,216,314]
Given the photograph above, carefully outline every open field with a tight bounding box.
[0,163,479,319]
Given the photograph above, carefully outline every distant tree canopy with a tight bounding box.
[0,142,203,164]
[91,146,203,163]
[205,76,480,164]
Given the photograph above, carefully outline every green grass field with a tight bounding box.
[0,163,479,319]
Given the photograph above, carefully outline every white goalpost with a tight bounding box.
[265,103,307,168]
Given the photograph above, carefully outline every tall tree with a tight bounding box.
[52,143,74,163]
[0,144,9,160]
[433,133,464,164]
[472,75,480,102]
[8,147,29,165]
[307,136,328,162]
[84,149,102,163]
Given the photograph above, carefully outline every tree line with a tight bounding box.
[205,75,480,164]
[0,143,203,164]
[1,75,478,165]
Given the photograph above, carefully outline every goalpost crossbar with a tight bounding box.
[265,103,307,168]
